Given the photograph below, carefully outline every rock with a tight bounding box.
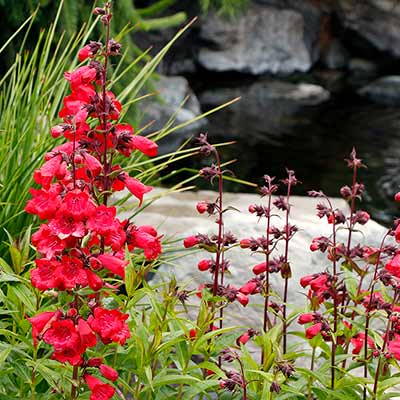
[321,39,350,70]
[140,75,206,153]
[197,3,317,75]
[348,58,378,75]
[125,189,388,333]
[358,76,400,106]
[338,0,400,58]
[199,80,330,143]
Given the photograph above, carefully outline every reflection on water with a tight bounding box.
[174,78,400,226]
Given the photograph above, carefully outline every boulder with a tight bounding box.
[197,3,318,75]
[358,76,400,106]
[338,0,400,58]
[140,75,206,153]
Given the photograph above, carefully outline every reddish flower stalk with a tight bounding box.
[281,169,298,354]
[260,176,278,365]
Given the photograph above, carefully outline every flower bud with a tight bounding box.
[248,204,257,213]
[67,308,77,317]
[305,322,322,339]
[183,235,199,248]
[240,238,251,248]
[99,364,118,381]
[198,259,212,271]
[270,382,281,393]
[236,332,250,345]
[252,262,267,275]
[196,201,208,214]
[239,280,258,295]
[395,192,400,202]
[93,7,106,15]
[87,357,103,367]
[236,292,249,306]
[298,313,314,324]
[340,185,352,200]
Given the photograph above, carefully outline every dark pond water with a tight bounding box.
[165,74,400,226]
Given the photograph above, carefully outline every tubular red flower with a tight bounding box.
[305,322,323,339]
[298,313,315,325]
[123,173,152,204]
[99,364,118,381]
[183,235,199,248]
[239,280,258,295]
[198,259,212,271]
[88,307,130,345]
[252,262,267,275]
[351,332,375,355]
[28,311,60,346]
[97,254,128,278]
[236,292,249,306]
[84,374,115,400]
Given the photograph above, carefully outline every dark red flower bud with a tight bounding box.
[270,381,281,393]
[340,185,352,200]
[395,192,400,202]
[93,7,106,15]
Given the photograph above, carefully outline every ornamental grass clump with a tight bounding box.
[25,3,162,398]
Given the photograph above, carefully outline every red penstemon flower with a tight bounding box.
[26,3,162,397]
